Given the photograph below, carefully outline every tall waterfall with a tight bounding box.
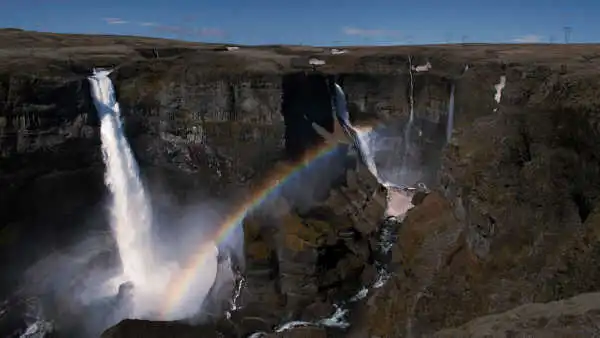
[88,69,222,321]
[332,83,381,180]
[398,57,416,186]
[88,69,156,314]
[446,84,455,143]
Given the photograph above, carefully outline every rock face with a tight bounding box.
[433,292,600,337]
[352,52,600,336]
[101,319,223,338]
[3,29,600,337]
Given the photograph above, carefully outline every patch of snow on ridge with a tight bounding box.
[413,61,432,72]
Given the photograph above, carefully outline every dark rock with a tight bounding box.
[268,327,327,338]
[433,292,600,337]
[100,319,222,338]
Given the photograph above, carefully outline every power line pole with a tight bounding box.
[563,26,572,44]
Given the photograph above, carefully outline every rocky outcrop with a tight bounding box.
[101,319,329,338]
[351,192,460,337]
[101,319,225,338]
[434,292,600,337]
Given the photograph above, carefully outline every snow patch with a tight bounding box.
[413,62,432,72]
[331,48,348,55]
[309,58,326,66]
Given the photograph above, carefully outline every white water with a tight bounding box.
[333,83,381,181]
[88,69,162,316]
[16,298,53,338]
[494,75,506,104]
[446,84,455,143]
[89,69,222,321]
[407,56,415,125]
[350,58,420,191]
[273,304,351,333]
[333,69,417,192]
[398,57,416,185]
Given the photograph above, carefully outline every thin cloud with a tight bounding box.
[103,17,128,25]
[196,27,225,37]
[139,22,157,27]
[342,26,401,38]
[182,15,198,23]
[150,24,226,38]
[512,34,542,43]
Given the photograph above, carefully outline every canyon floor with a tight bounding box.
[2,28,600,337]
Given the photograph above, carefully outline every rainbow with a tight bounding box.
[161,141,339,318]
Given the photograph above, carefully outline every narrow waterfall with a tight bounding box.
[446,84,455,143]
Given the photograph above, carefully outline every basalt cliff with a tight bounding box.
[2,28,600,337]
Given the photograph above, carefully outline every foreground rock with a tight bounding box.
[103,291,600,338]
[101,319,328,338]
[350,192,460,337]
[101,320,222,338]
[433,292,600,337]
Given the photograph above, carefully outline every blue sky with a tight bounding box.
[0,0,597,45]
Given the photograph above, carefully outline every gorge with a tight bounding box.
[2,28,600,337]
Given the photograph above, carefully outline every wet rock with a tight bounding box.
[238,157,386,325]
[411,190,429,206]
[240,214,284,328]
[352,191,460,337]
[299,301,335,322]
[276,213,323,312]
[100,319,223,338]
[260,326,327,338]
[324,165,386,236]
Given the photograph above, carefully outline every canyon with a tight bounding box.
[2,28,600,337]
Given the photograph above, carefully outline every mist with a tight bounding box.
[8,182,243,336]
[7,126,351,338]
[11,153,347,336]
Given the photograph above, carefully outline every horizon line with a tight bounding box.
[1,27,596,48]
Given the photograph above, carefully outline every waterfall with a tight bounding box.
[403,56,416,157]
[332,80,418,191]
[446,84,455,143]
[332,82,421,289]
[332,83,380,181]
[88,69,223,322]
[398,57,416,185]
[264,82,420,336]
[407,56,415,125]
[349,58,419,190]
[88,69,157,315]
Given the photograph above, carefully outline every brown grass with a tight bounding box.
[2,29,600,76]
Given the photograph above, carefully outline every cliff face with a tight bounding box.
[354,56,600,337]
[3,29,600,337]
